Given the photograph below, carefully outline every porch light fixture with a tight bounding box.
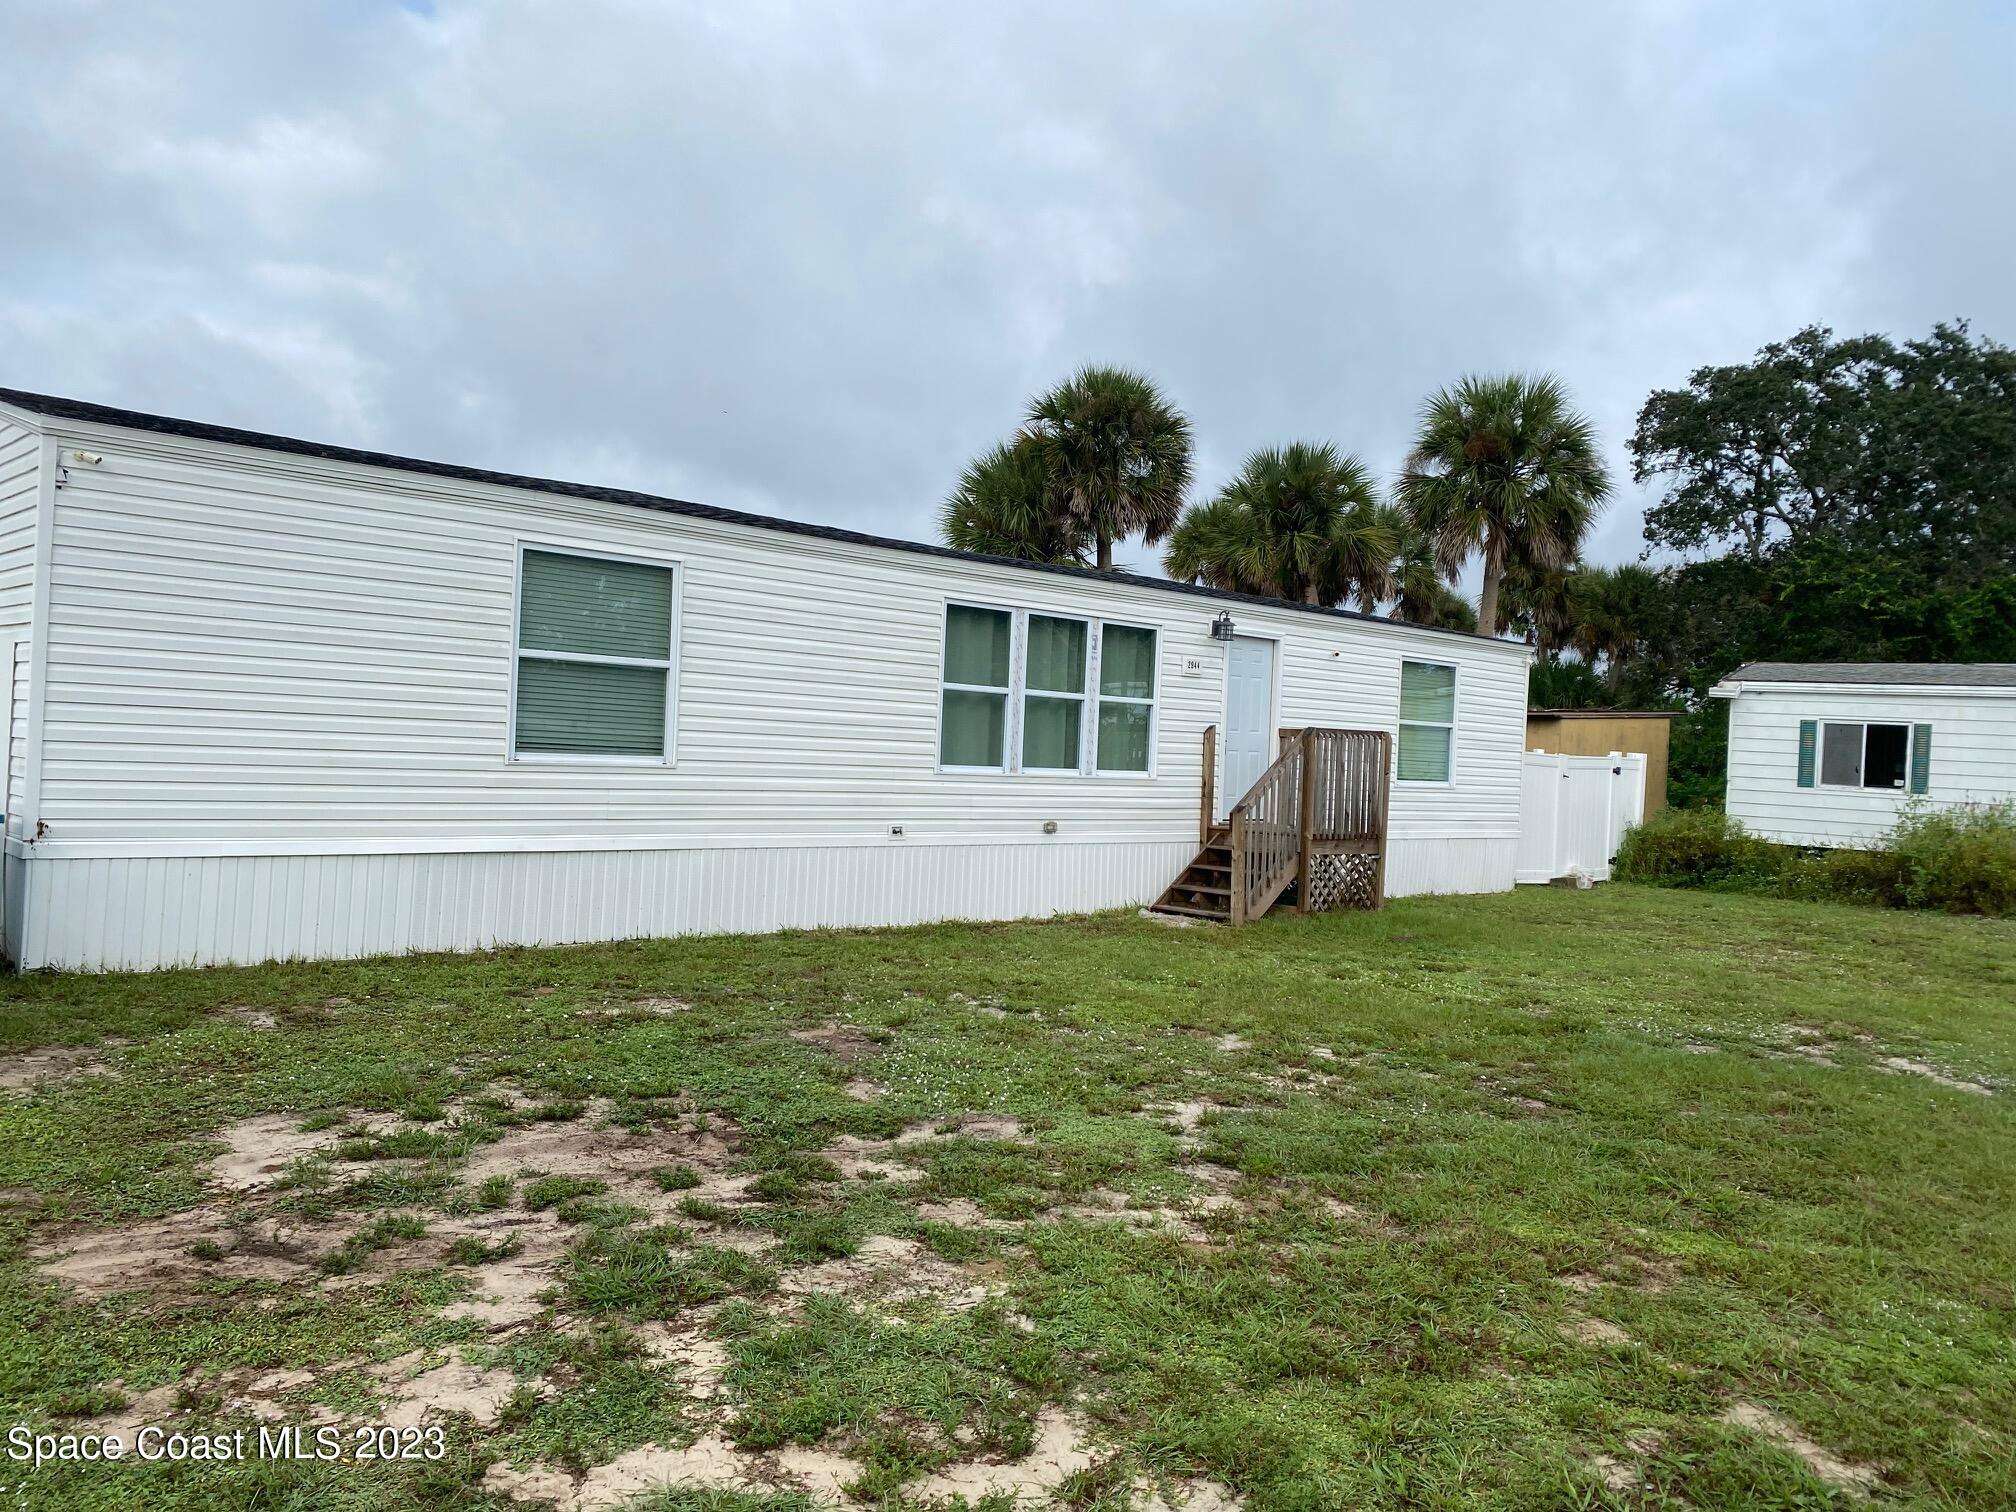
[1210,611,1235,642]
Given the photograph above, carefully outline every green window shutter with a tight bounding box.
[1909,724,1932,794]
[1399,662,1455,722]
[520,551,671,660]
[1796,720,1817,787]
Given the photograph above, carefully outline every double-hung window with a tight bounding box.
[1396,660,1456,783]
[940,605,1013,769]
[1095,623,1156,773]
[513,547,677,760]
[939,604,1158,775]
[1022,615,1089,770]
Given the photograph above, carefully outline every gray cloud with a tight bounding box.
[3,0,2010,582]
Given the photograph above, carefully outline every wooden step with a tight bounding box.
[1170,883,1231,897]
[1148,902,1229,920]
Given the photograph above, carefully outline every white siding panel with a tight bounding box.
[1725,688,2016,848]
[0,421,41,632]
[19,831,1507,971]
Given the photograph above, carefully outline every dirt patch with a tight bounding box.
[1140,1480,1246,1511]
[0,1042,120,1092]
[1877,1056,1993,1095]
[38,1210,324,1299]
[842,1078,886,1102]
[1557,1272,1606,1294]
[779,1234,1001,1316]
[1214,1033,1253,1053]
[440,1212,574,1329]
[790,1025,882,1064]
[209,1112,354,1192]
[376,1351,528,1428]
[1589,1430,1664,1494]
[1722,1402,1881,1493]
[634,1321,732,1401]
[217,1004,279,1031]
[1565,1316,1631,1347]
[910,1406,1100,1503]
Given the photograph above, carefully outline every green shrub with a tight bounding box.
[1612,808,1781,889]
[1889,803,2016,917]
[1618,799,2015,917]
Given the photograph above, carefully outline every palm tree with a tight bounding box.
[1498,552,1577,654]
[1398,374,1611,638]
[1163,443,1396,607]
[1567,562,1663,690]
[940,436,1089,565]
[1026,367,1193,571]
[1389,525,1479,631]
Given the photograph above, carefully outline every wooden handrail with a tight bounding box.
[1199,724,1217,847]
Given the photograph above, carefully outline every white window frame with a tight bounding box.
[937,598,1017,774]
[1818,719,1910,792]
[507,540,681,767]
[1093,619,1159,778]
[934,603,1160,779]
[1395,658,1458,787]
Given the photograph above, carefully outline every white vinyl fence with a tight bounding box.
[1516,750,1648,884]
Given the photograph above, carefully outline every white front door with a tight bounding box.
[1220,635,1275,820]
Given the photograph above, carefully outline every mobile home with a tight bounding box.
[1711,661,2016,848]
[0,388,1532,970]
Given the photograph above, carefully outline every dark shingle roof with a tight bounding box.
[1725,662,2016,689]
[0,385,1509,645]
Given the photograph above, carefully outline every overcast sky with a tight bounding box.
[3,1,2010,581]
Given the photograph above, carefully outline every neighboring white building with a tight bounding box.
[0,387,1532,971]
[1710,662,2016,848]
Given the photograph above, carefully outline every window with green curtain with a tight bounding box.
[514,548,674,758]
[941,605,1011,767]
[1022,614,1087,769]
[1397,660,1455,782]
[1096,623,1156,772]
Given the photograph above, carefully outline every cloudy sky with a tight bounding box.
[3,1,2010,579]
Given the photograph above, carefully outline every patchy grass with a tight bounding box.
[0,886,2012,1508]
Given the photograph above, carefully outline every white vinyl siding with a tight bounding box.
[512,546,676,761]
[1397,661,1456,783]
[0,420,42,633]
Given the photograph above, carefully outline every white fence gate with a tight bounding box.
[1516,750,1647,884]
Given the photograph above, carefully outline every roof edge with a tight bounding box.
[0,383,1521,649]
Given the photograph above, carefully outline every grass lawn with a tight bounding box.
[1,884,2012,1510]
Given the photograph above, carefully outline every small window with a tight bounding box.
[514,548,674,759]
[941,604,1012,768]
[1397,661,1455,783]
[1096,623,1156,773]
[1820,721,1909,790]
[1022,614,1088,770]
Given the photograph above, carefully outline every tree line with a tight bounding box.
[940,322,2016,804]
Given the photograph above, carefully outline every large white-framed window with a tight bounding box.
[937,604,1159,777]
[511,544,678,763]
[939,603,1014,770]
[1094,620,1157,774]
[1396,659,1456,784]
[1819,720,1909,790]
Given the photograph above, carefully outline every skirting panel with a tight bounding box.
[17,832,1517,971]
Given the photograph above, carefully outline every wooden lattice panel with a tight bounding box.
[1308,851,1380,912]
